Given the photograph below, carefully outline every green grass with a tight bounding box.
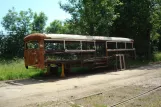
[153,52,161,62]
[0,58,89,81]
[0,59,45,81]
[1,52,161,81]
[0,58,154,81]
[126,52,161,68]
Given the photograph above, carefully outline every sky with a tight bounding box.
[0,0,71,31]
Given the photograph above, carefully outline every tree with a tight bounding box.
[149,0,161,52]
[32,12,48,33]
[62,21,75,34]
[0,31,4,56]
[1,7,34,57]
[1,7,49,58]
[46,20,63,33]
[60,0,161,60]
[110,0,159,59]
[1,7,33,35]
[60,0,121,36]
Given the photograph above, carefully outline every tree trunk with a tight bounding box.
[147,28,151,60]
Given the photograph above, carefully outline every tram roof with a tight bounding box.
[45,34,133,42]
[24,33,133,42]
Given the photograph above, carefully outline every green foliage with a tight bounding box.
[45,20,74,34]
[1,1,161,60]
[32,12,48,33]
[111,0,161,59]
[150,0,161,52]
[0,8,47,58]
[60,0,121,35]
[153,52,161,62]
[46,20,63,33]
[0,59,45,80]
[62,21,75,34]
[59,0,161,59]
[1,7,33,35]
[1,8,33,58]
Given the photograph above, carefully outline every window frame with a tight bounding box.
[25,40,40,50]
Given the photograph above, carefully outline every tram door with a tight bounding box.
[95,41,106,57]
[24,41,40,67]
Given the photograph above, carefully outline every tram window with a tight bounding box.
[26,41,39,49]
[66,41,81,50]
[82,42,95,50]
[96,42,106,57]
[117,42,125,49]
[126,43,132,49]
[107,42,116,49]
[45,41,64,50]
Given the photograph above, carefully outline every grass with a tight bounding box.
[126,52,161,68]
[0,58,155,81]
[153,52,161,62]
[0,58,89,81]
[0,59,45,81]
[1,52,161,81]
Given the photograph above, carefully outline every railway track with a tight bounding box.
[67,69,161,107]
[70,69,158,100]
[68,85,161,107]
[110,85,161,107]
[40,68,161,107]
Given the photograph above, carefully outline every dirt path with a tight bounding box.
[0,64,161,107]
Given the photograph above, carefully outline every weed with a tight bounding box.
[0,59,45,80]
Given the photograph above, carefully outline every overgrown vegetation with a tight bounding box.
[153,52,161,62]
[0,58,90,80]
[0,0,161,59]
[0,59,45,80]
[1,0,161,80]
[59,0,161,60]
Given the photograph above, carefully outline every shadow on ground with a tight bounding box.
[4,67,115,86]
[4,63,161,86]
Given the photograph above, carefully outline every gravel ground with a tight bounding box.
[0,64,161,107]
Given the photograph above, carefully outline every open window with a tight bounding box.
[82,41,95,50]
[26,41,39,49]
[96,42,106,57]
[107,42,116,49]
[45,41,64,51]
[65,41,81,50]
[117,42,125,49]
[126,42,133,49]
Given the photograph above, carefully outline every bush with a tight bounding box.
[153,52,161,62]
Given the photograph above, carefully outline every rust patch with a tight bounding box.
[24,33,45,69]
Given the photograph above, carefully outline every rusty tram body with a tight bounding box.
[24,33,135,76]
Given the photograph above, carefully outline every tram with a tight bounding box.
[24,33,135,76]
